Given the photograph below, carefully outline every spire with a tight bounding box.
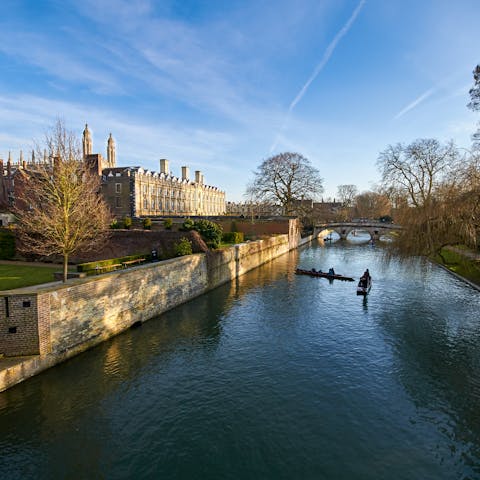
[107,132,116,167]
[82,123,93,158]
[7,151,11,165]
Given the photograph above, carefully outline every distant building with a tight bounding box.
[0,125,226,218]
[226,201,283,217]
[291,198,343,222]
[0,149,52,211]
[226,199,342,221]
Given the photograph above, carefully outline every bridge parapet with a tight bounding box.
[314,222,401,241]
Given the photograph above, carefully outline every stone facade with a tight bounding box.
[0,124,226,217]
[82,124,226,218]
[102,165,225,218]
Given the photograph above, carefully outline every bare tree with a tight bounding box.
[468,64,480,149]
[468,64,480,112]
[246,152,323,215]
[335,184,358,221]
[336,184,358,207]
[378,139,479,258]
[377,139,459,208]
[14,121,112,282]
[354,191,390,220]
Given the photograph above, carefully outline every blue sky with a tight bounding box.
[0,0,478,202]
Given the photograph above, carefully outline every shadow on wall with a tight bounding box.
[15,230,209,264]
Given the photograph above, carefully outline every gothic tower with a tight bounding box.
[82,124,93,158]
[107,133,116,167]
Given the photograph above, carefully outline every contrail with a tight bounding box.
[270,0,366,153]
[394,87,436,120]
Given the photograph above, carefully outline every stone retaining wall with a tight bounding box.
[0,225,302,391]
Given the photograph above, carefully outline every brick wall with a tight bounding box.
[0,295,39,355]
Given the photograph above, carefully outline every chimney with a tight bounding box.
[181,166,189,180]
[160,159,169,174]
[195,170,203,184]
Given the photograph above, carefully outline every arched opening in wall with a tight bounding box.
[379,232,394,243]
[321,231,340,243]
[345,229,371,243]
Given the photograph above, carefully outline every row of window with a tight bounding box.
[114,183,224,203]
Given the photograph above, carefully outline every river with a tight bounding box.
[1,236,480,479]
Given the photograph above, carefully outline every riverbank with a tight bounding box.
[433,246,480,290]
[1,229,307,392]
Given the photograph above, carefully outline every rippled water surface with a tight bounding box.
[1,239,480,479]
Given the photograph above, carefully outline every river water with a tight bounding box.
[1,236,480,479]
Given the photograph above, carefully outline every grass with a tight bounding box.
[0,264,70,291]
[434,247,480,287]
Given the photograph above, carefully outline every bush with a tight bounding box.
[0,229,15,259]
[193,219,223,249]
[175,237,193,256]
[222,231,244,244]
[143,217,152,230]
[123,217,132,229]
[181,218,195,231]
[164,218,173,230]
[110,219,121,229]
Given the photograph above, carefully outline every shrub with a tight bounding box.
[143,217,152,230]
[164,218,173,230]
[193,219,223,249]
[0,229,15,259]
[110,219,120,229]
[175,237,193,256]
[123,217,132,229]
[182,218,195,231]
[222,231,244,244]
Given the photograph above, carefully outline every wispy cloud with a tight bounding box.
[0,32,123,95]
[270,0,366,152]
[0,93,236,174]
[289,0,366,112]
[393,87,436,120]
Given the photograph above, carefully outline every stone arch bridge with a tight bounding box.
[314,221,402,241]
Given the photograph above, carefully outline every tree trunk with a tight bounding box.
[63,253,69,283]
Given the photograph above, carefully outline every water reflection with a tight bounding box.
[1,241,479,479]
[373,260,480,477]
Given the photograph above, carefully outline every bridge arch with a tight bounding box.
[314,222,401,242]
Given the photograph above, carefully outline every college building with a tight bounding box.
[0,124,226,219]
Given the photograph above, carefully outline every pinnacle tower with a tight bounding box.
[82,124,93,158]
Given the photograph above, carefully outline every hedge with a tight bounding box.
[0,229,15,259]
[222,231,244,244]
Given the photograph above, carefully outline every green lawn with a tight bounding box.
[434,248,480,287]
[0,264,67,290]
